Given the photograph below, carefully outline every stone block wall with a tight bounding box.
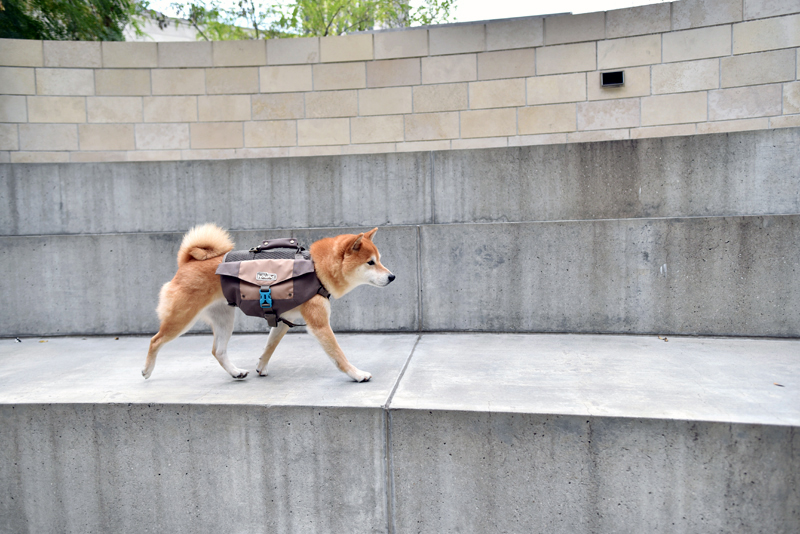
[0,0,798,163]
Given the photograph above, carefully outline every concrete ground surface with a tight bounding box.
[1,332,798,533]
[0,332,797,425]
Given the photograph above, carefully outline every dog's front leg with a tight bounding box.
[256,322,290,376]
[301,296,371,382]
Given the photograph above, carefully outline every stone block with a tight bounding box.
[568,129,630,142]
[366,58,420,88]
[413,83,469,113]
[0,39,42,67]
[451,137,508,150]
[358,87,412,116]
[341,142,396,155]
[708,85,783,120]
[267,37,319,65]
[485,17,543,51]
[312,63,366,90]
[374,29,428,59]
[27,96,85,123]
[396,139,450,152]
[190,122,243,149]
[663,26,732,63]
[672,0,743,30]
[350,115,404,144]
[421,54,477,84]
[0,67,35,95]
[587,66,650,100]
[143,96,197,123]
[251,93,304,120]
[95,69,151,96]
[102,42,158,68]
[149,69,204,95]
[771,114,800,128]
[545,12,605,45]
[158,42,213,68]
[508,133,567,146]
[198,95,251,122]
[785,81,800,114]
[135,123,190,150]
[305,90,358,118]
[630,123,697,139]
[476,48,536,81]
[697,117,770,133]
[43,41,101,68]
[721,49,796,88]
[260,65,313,93]
[606,3,671,39]
[126,149,183,161]
[460,108,516,138]
[641,92,707,126]
[205,67,259,94]
[19,124,77,150]
[289,146,341,157]
[527,73,586,105]
[87,97,143,123]
[518,103,577,134]
[577,98,639,130]
[320,34,373,62]
[744,0,800,19]
[297,118,350,145]
[0,124,18,150]
[212,40,266,66]
[244,120,297,147]
[0,95,27,122]
[598,34,661,69]
[429,24,485,55]
[79,124,135,151]
[69,151,127,162]
[10,151,70,162]
[536,42,596,75]
[733,13,800,54]
[652,59,720,94]
[469,78,525,109]
[35,68,94,96]
[404,112,459,141]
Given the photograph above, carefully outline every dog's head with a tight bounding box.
[341,227,395,289]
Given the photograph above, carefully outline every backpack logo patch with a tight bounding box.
[256,272,278,282]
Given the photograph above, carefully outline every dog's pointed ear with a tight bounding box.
[349,233,365,253]
[365,227,378,241]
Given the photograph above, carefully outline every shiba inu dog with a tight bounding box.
[142,224,395,382]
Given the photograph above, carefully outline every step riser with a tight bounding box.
[2,129,799,236]
[3,216,797,337]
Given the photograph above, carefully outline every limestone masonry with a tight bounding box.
[0,0,799,162]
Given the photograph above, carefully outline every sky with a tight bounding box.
[147,0,671,24]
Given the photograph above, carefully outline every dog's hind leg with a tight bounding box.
[143,312,201,379]
[203,300,248,379]
[256,321,290,376]
[301,295,371,382]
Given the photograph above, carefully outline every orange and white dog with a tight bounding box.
[142,224,395,382]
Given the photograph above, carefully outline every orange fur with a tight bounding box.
[177,223,234,267]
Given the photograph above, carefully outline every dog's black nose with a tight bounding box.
[388,274,396,283]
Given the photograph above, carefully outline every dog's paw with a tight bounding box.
[256,368,268,377]
[142,368,152,379]
[232,369,249,380]
[348,369,372,382]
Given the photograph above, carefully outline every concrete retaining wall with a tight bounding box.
[1,404,796,534]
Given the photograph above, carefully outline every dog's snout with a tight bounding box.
[388,274,396,283]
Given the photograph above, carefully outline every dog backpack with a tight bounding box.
[215,238,330,327]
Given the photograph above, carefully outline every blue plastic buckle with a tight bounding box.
[259,287,273,309]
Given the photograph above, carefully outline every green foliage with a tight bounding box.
[0,0,148,40]
[170,0,456,41]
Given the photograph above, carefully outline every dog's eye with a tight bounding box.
[367,260,375,266]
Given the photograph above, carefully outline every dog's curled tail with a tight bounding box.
[177,224,234,267]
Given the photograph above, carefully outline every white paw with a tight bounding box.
[231,369,249,380]
[256,367,268,377]
[142,368,152,379]
[348,369,372,382]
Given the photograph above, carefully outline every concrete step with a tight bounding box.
[1,333,798,533]
[2,128,799,236]
[3,215,798,337]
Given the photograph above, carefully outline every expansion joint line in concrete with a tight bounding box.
[382,333,421,534]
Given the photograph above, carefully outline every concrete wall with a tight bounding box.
[1,404,796,534]
[1,0,799,163]
[1,128,799,337]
